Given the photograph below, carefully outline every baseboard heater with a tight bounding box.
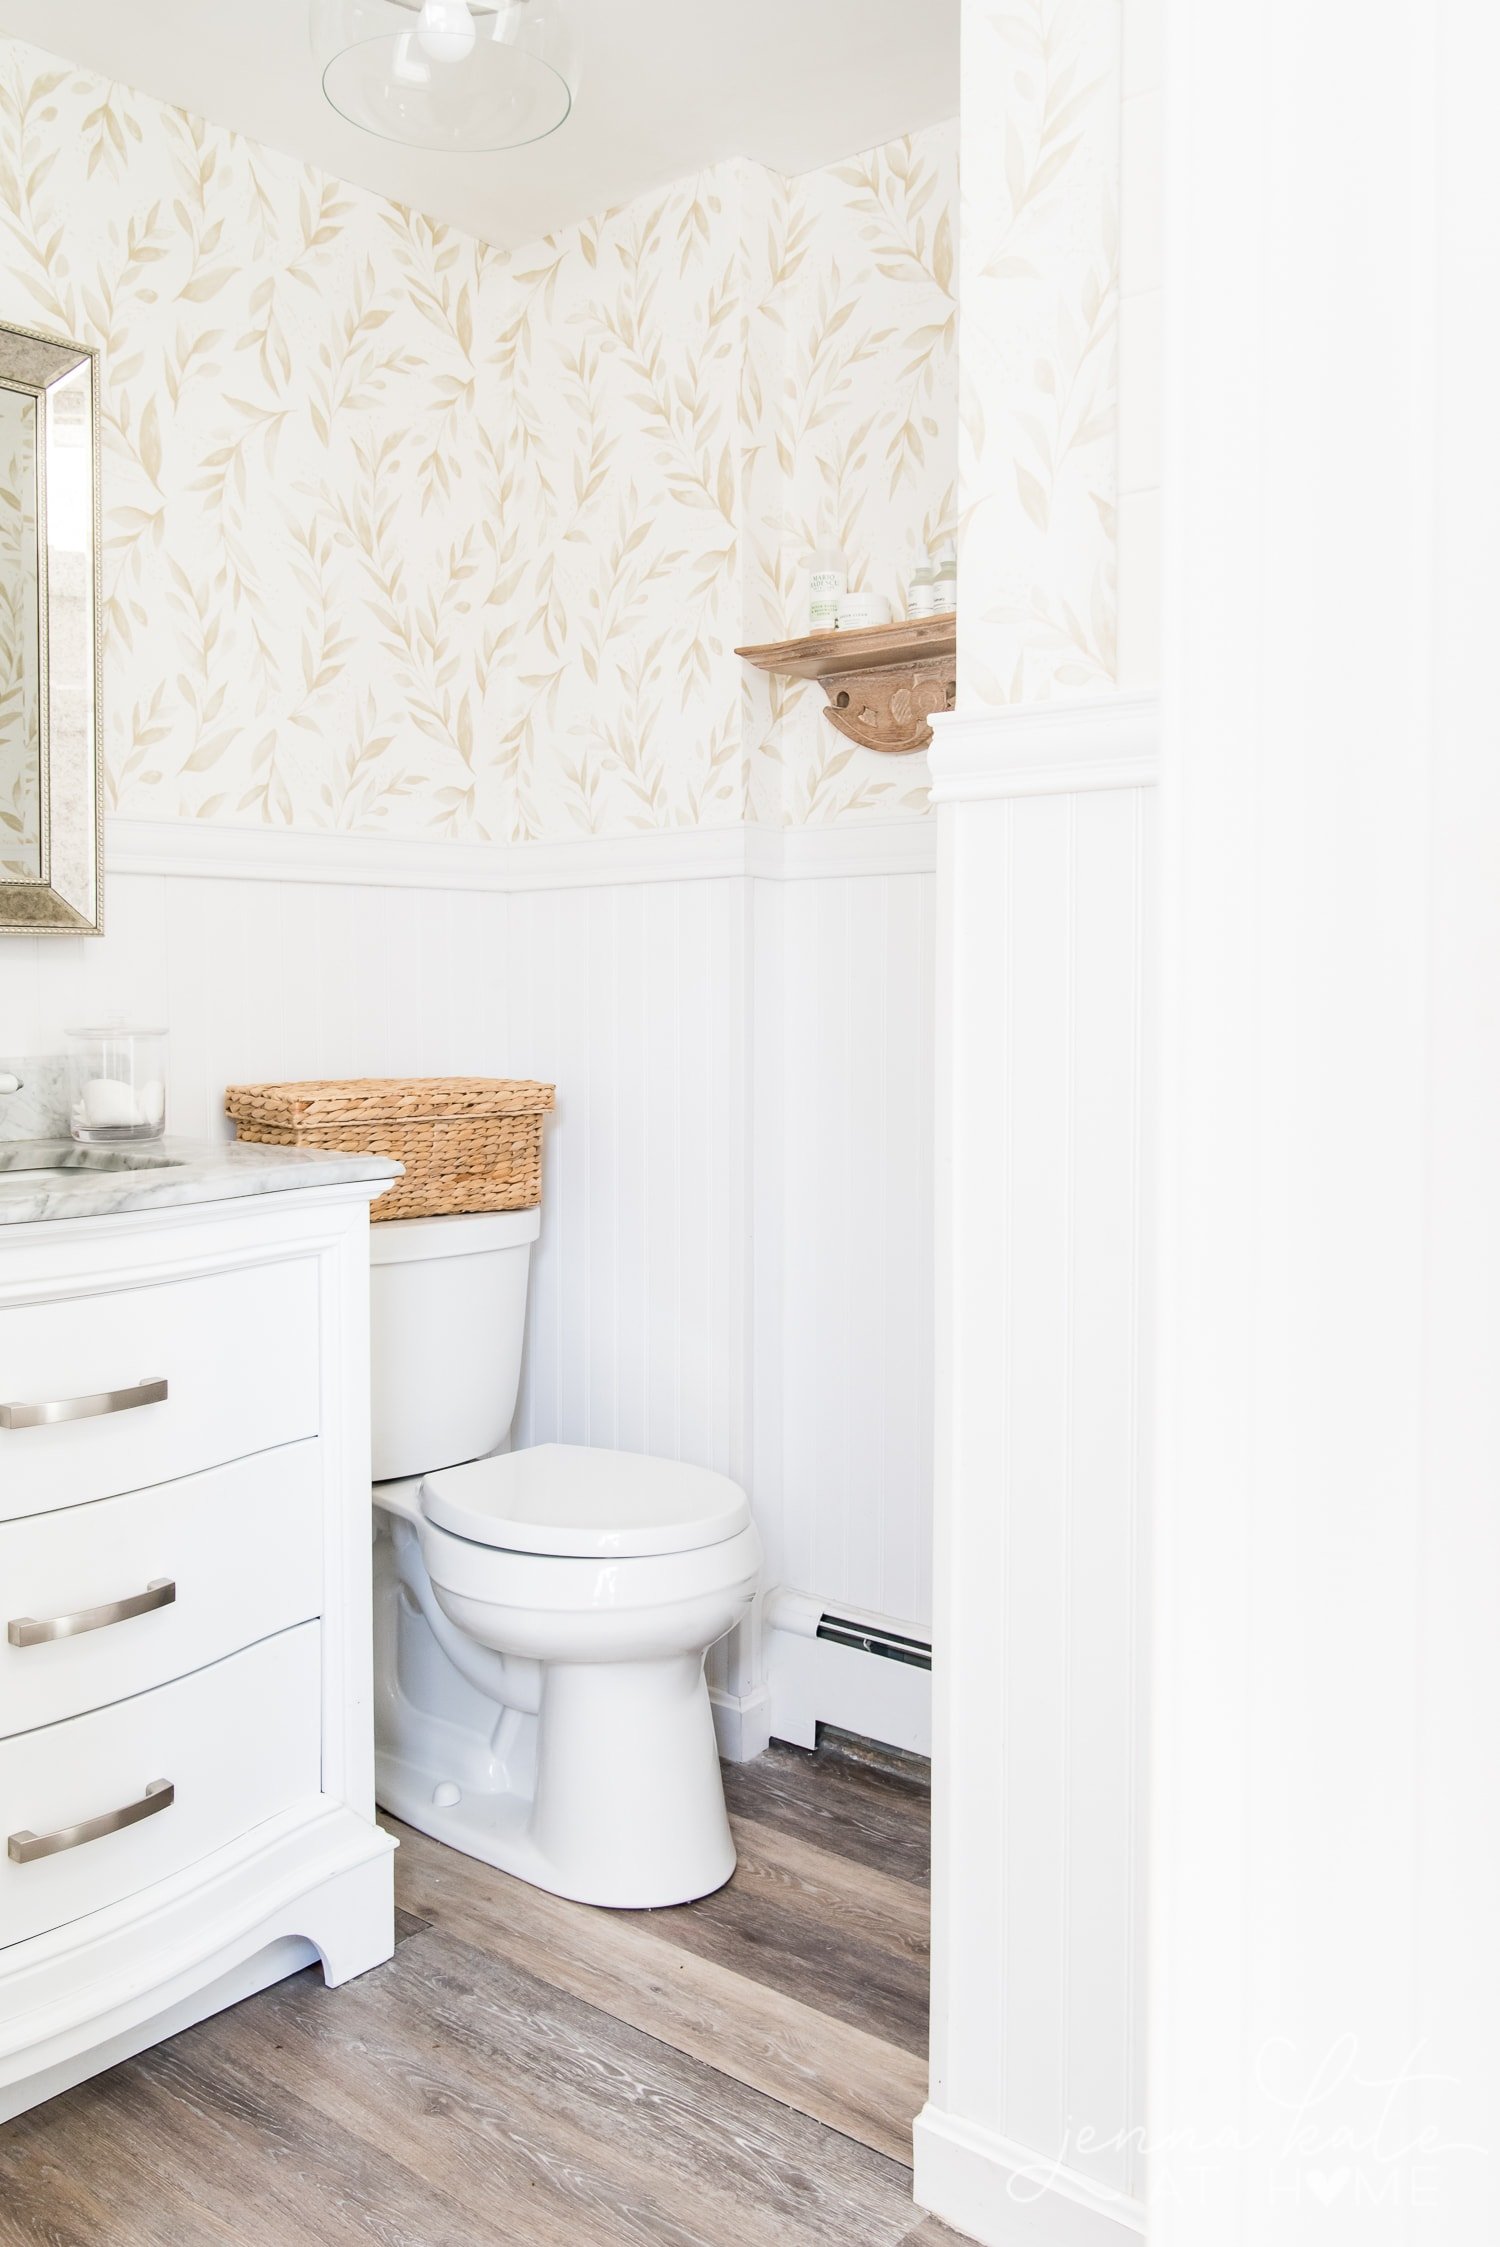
[814,1612,932,1671]
[764,1588,932,1755]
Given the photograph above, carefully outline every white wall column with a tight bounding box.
[916,692,1157,2245]
[1151,1,1500,2233]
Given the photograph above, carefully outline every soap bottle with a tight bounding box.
[933,549,958,615]
[906,565,937,621]
[809,531,848,634]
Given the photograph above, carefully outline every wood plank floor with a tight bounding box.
[0,1742,967,2247]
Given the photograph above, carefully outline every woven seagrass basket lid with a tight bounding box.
[225,1077,556,1127]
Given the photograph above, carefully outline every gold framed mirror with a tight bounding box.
[0,320,101,934]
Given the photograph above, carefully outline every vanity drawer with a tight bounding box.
[0,1257,321,1521]
[0,1443,323,1737]
[0,1623,322,1950]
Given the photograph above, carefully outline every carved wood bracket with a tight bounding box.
[822,659,956,754]
[736,617,958,756]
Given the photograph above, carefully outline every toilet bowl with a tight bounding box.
[369,1210,760,1909]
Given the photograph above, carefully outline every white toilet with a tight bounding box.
[368,1209,761,1909]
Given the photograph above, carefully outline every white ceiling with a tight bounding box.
[0,0,959,247]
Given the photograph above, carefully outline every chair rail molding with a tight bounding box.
[104,815,937,894]
[928,690,1160,804]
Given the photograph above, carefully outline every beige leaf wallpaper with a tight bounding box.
[744,127,959,823]
[0,37,960,841]
[958,0,1120,709]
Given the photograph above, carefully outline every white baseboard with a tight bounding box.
[709,1685,774,1764]
[764,1590,931,1756]
[913,2107,1147,2247]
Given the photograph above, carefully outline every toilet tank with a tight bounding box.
[369,1208,539,1481]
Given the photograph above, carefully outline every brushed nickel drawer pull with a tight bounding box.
[8,1778,174,1864]
[0,1377,168,1431]
[8,1578,177,1649]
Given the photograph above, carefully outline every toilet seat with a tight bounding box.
[419,1441,752,1559]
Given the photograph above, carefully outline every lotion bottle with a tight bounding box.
[809,530,848,634]
[933,549,958,614]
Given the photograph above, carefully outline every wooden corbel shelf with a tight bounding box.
[736,616,957,755]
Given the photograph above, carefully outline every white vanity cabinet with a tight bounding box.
[0,1171,395,2121]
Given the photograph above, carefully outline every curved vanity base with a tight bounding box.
[2,1937,319,2126]
[0,1804,395,2125]
[0,1170,397,2122]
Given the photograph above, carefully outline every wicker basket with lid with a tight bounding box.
[224,1077,556,1223]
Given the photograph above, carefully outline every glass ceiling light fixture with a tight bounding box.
[311,0,576,152]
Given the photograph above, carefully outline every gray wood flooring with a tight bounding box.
[0,1743,965,2247]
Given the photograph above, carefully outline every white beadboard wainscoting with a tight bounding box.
[755,868,937,1628]
[917,692,1158,2247]
[0,816,936,1756]
[751,865,937,1755]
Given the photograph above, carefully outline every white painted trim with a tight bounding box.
[913,2107,1147,2247]
[105,814,936,893]
[928,692,1161,803]
[768,817,936,880]
[708,1684,774,1764]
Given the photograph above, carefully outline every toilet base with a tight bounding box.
[376,1745,735,1911]
[375,1531,739,1908]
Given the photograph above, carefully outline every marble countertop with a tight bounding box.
[0,1136,402,1227]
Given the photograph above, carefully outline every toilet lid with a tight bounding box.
[419,1443,752,1558]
